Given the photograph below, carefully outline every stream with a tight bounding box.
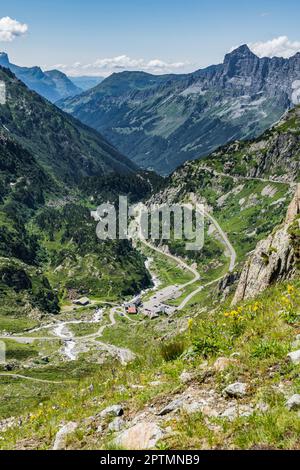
[52,308,104,361]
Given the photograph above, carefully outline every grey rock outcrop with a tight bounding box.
[285,394,300,411]
[223,382,247,398]
[98,404,124,419]
[232,185,300,304]
[114,422,163,450]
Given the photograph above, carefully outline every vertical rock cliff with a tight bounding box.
[232,184,300,304]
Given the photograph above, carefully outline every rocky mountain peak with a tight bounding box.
[223,44,259,77]
[224,44,257,60]
[0,52,10,67]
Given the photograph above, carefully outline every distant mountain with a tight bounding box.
[0,52,82,102]
[0,66,137,186]
[68,75,104,91]
[60,45,300,175]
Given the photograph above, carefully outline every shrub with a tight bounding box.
[192,337,222,358]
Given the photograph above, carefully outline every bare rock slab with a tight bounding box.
[115,422,162,450]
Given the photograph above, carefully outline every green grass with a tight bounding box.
[1,259,300,450]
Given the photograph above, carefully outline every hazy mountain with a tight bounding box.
[60,45,300,175]
[0,52,82,102]
[68,75,104,91]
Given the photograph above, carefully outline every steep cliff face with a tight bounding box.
[232,185,300,304]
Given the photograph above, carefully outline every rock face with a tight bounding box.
[232,185,300,304]
[115,422,162,450]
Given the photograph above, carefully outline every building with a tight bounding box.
[127,306,138,315]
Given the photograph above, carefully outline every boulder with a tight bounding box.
[182,400,209,415]
[98,404,124,419]
[115,422,162,450]
[223,382,247,398]
[287,350,300,364]
[285,394,300,411]
[157,398,184,416]
[180,371,194,384]
[221,405,253,421]
[52,422,77,450]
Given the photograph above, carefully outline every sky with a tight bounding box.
[0,0,300,76]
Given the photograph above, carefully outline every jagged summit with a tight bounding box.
[224,44,257,61]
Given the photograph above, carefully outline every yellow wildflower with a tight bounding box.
[287,285,295,295]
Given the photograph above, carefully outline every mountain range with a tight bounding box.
[0,52,83,102]
[59,45,300,175]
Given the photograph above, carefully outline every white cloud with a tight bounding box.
[249,36,300,58]
[0,16,28,42]
[51,54,191,77]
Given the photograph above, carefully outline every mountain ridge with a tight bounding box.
[0,52,82,102]
[59,45,300,175]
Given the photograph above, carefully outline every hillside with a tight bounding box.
[60,45,300,175]
[0,53,82,102]
[1,192,300,450]
[0,66,137,187]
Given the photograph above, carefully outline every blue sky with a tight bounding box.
[1,0,300,76]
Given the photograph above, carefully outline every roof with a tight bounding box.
[73,297,90,306]
[127,306,137,314]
